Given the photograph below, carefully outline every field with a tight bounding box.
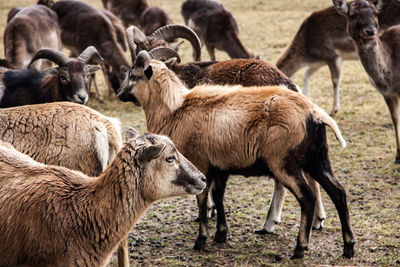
[1,0,400,266]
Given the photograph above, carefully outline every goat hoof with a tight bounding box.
[214,230,227,243]
[254,229,273,235]
[343,241,355,258]
[291,246,306,260]
[194,236,207,251]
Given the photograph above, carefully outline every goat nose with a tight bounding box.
[364,28,375,36]
[200,174,207,183]
[77,93,88,104]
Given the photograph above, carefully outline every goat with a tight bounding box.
[4,4,61,71]
[181,0,254,60]
[117,51,355,259]
[0,127,206,266]
[332,0,400,163]
[40,0,131,92]
[102,0,148,27]
[127,25,202,62]
[139,6,173,36]
[126,38,331,233]
[0,46,101,108]
[276,0,400,116]
[0,101,136,267]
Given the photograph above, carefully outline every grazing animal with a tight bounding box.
[0,127,206,266]
[276,0,400,116]
[181,0,254,60]
[0,46,101,108]
[102,0,149,27]
[139,6,173,36]
[332,0,400,163]
[4,4,61,71]
[117,51,355,259]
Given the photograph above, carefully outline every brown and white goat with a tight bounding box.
[0,46,101,108]
[4,4,61,71]
[181,0,254,60]
[276,0,400,116]
[117,51,355,259]
[0,127,206,266]
[332,0,400,163]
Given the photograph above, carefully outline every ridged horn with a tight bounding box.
[126,26,140,62]
[28,48,69,68]
[78,46,103,64]
[151,24,202,61]
[148,47,181,63]
[127,25,149,52]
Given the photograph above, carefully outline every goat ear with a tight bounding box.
[372,0,390,11]
[125,126,140,141]
[332,0,349,15]
[144,65,153,80]
[139,143,166,162]
[88,65,101,75]
[164,57,178,68]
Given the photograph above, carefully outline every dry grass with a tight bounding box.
[1,0,400,266]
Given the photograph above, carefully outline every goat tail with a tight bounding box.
[312,105,346,148]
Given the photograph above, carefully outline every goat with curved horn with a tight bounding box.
[28,48,70,68]
[148,47,181,63]
[126,26,142,62]
[77,46,103,64]
[150,24,202,61]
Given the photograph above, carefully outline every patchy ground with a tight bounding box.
[1,0,399,266]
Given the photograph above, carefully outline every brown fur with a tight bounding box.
[4,5,61,71]
[333,0,400,162]
[139,6,173,35]
[118,56,353,258]
[276,0,400,116]
[0,130,206,266]
[102,0,149,27]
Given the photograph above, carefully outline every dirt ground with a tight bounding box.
[1,0,399,266]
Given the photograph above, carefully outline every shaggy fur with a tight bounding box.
[276,0,399,116]
[0,129,206,266]
[117,54,355,259]
[4,5,61,71]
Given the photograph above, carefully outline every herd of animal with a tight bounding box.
[0,0,398,265]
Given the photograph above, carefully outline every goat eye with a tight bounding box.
[166,156,176,163]
[60,75,68,83]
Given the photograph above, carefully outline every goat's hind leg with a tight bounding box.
[211,173,229,243]
[305,173,326,230]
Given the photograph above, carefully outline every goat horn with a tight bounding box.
[28,48,69,68]
[126,26,149,52]
[148,47,181,63]
[133,50,151,76]
[126,26,139,62]
[150,24,202,61]
[78,46,103,64]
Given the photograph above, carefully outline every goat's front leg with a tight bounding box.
[206,44,216,61]
[383,95,400,163]
[117,238,129,267]
[327,56,343,116]
[212,173,229,243]
[194,184,210,251]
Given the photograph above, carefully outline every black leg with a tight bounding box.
[212,173,229,243]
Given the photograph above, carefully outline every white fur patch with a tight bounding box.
[94,123,110,171]
[0,83,5,103]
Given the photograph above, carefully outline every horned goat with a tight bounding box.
[181,0,254,60]
[332,0,400,163]
[276,0,399,116]
[117,51,355,259]
[0,127,206,266]
[39,0,130,93]
[124,37,334,233]
[0,46,101,108]
[4,4,61,71]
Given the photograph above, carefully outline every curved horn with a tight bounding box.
[126,26,139,62]
[148,47,181,63]
[150,24,202,61]
[78,46,103,64]
[127,26,149,52]
[28,48,69,68]
[133,50,151,76]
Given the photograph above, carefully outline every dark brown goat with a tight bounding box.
[102,0,148,27]
[181,0,254,60]
[40,0,130,92]
[4,5,61,71]
[139,6,173,36]
[0,47,101,108]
